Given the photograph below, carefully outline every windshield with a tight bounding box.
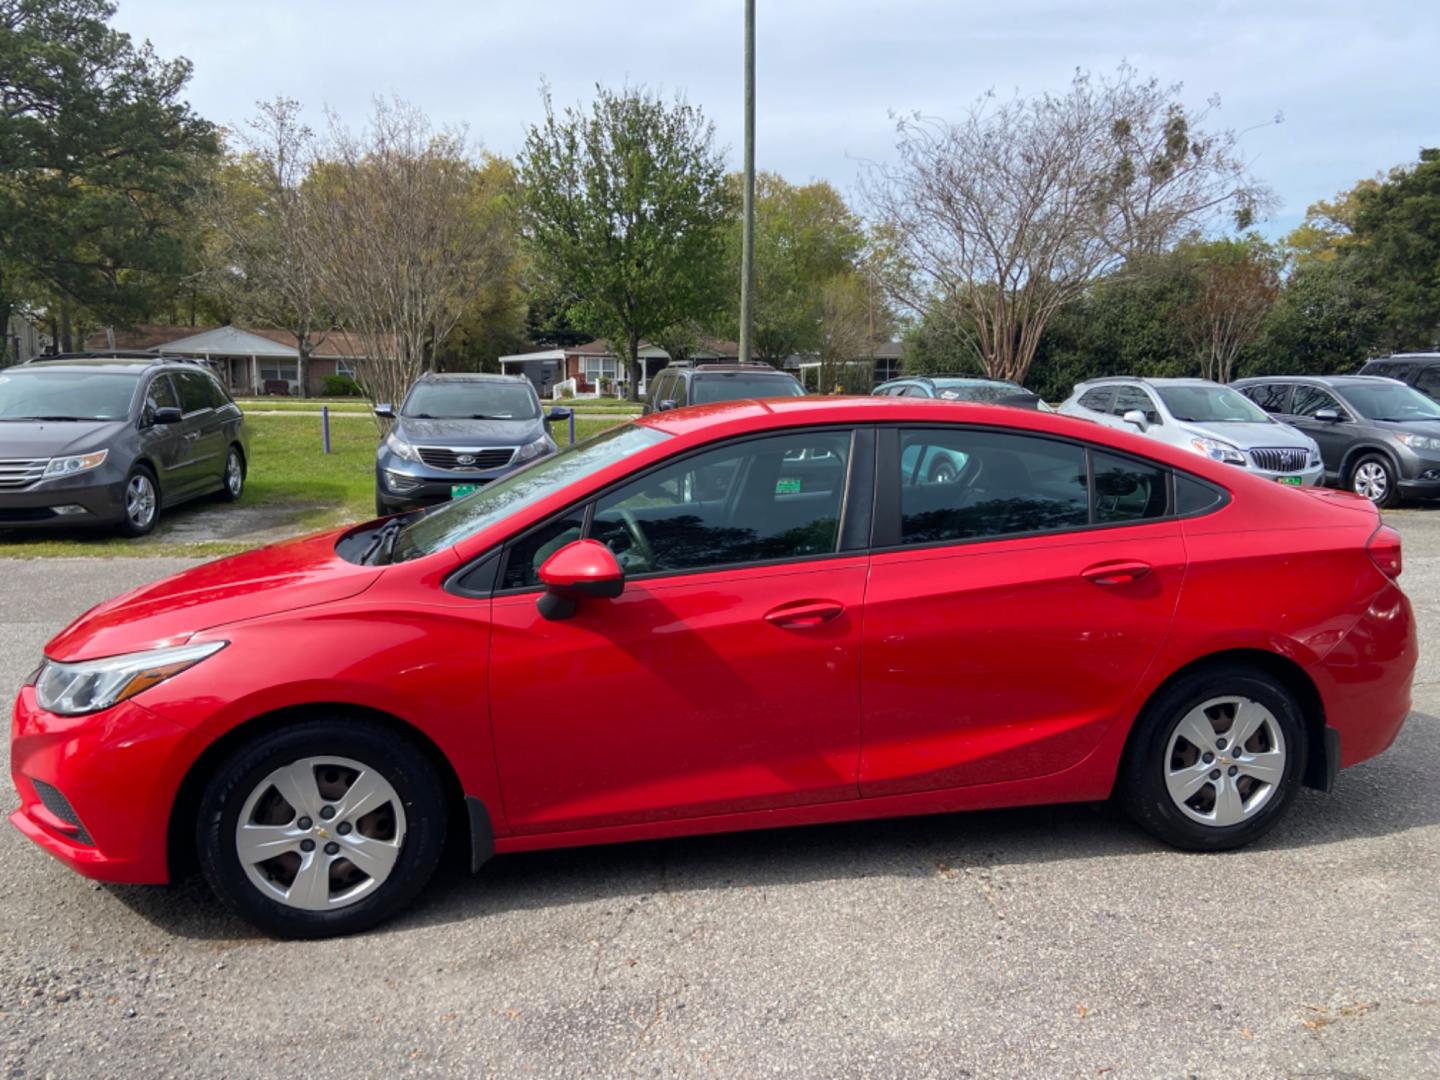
[691,373,804,405]
[0,369,140,421]
[932,380,1030,403]
[1156,386,1270,424]
[402,381,539,420]
[1340,383,1440,421]
[390,423,672,562]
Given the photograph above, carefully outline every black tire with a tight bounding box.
[218,445,246,502]
[195,717,447,939]
[1348,452,1399,508]
[1120,664,1308,852]
[118,465,160,538]
[375,494,390,518]
[930,458,959,484]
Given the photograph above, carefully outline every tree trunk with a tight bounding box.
[59,298,74,354]
[297,337,311,399]
[627,333,641,402]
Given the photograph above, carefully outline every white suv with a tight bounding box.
[1059,377,1324,486]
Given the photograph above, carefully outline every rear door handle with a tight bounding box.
[764,599,845,628]
[1081,560,1152,587]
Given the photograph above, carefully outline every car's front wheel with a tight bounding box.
[196,718,447,938]
[118,466,160,537]
[1120,665,1307,851]
[219,446,246,502]
[1349,453,1398,508]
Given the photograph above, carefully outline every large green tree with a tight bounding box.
[517,84,732,400]
[0,0,218,353]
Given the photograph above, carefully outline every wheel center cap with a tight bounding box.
[315,826,329,840]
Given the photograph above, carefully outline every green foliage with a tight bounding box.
[1242,259,1382,375]
[0,0,219,337]
[518,84,733,399]
[322,374,363,396]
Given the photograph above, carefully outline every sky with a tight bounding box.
[111,0,1438,238]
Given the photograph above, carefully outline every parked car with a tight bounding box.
[642,361,804,415]
[374,373,570,515]
[12,396,1415,937]
[1059,377,1323,486]
[874,375,1049,410]
[0,355,248,536]
[1357,353,1440,404]
[1232,374,1440,506]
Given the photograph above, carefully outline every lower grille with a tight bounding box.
[1249,447,1309,473]
[417,447,515,471]
[30,778,94,845]
[0,507,59,522]
[0,458,48,491]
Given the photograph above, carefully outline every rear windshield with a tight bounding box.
[0,369,140,421]
[1340,383,1440,421]
[403,381,539,420]
[691,373,804,405]
[931,380,1032,403]
[1156,386,1270,424]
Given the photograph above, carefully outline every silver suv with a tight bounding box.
[1058,377,1323,486]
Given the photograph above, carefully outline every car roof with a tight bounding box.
[677,365,796,376]
[1232,374,1405,387]
[1369,353,1440,362]
[14,355,199,374]
[414,372,530,384]
[1079,376,1219,389]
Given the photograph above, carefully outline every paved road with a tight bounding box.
[2,514,1438,1078]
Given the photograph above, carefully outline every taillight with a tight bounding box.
[1368,524,1402,579]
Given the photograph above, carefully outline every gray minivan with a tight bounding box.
[0,355,249,535]
[1232,374,1440,506]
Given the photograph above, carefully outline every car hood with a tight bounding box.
[1183,420,1314,450]
[45,527,383,661]
[395,416,542,445]
[0,419,127,457]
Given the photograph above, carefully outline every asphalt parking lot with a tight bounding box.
[1,513,1437,1079]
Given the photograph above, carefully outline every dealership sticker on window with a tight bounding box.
[775,478,802,494]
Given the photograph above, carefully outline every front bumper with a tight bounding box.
[374,452,547,512]
[10,687,189,883]
[1246,462,1324,486]
[0,471,129,528]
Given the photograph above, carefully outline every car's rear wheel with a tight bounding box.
[118,466,160,537]
[196,718,447,938]
[1121,665,1307,851]
[1349,453,1398,508]
[219,446,245,502]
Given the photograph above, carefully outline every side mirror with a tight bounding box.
[536,539,625,620]
[373,403,396,420]
[657,399,678,412]
[1314,408,1344,423]
[546,406,572,421]
[151,406,183,426]
[1121,409,1149,432]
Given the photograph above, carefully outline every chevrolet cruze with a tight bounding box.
[10,397,1416,937]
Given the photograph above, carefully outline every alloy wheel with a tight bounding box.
[226,450,244,497]
[1352,461,1389,503]
[1163,696,1286,828]
[235,756,406,911]
[126,474,157,529]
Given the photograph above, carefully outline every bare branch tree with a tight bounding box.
[305,97,510,424]
[865,65,1275,385]
[1176,238,1283,383]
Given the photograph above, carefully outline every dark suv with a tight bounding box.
[0,355,249,536]
[1358,354,1440,405]
[1232,374,1440,506]
[643,362,804,415]
[374,372,570,515]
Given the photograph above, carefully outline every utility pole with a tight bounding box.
[738,0,756,365]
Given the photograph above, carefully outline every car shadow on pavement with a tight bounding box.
[100,712,1440,942]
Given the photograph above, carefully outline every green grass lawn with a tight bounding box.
[0,413,627,559]
[237,397,642,414]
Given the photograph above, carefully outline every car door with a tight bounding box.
[859,426,1186,797]
[486,427,869,834]
[171,370,227,494]
[1284,385,1353,470]
[135,373,191,490]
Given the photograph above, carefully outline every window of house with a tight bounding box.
[259,361,299,385]
[1240,383,1293,414]
[336,359,357,378]
[582,357,620,382]
[589,430,852,576]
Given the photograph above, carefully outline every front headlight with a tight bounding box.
[43,450,108,479]
[514,436,552,463]
[383,432,421,463]
[1396,432,1440,452]
[1189,436,1247,466]
[35,640,227,716]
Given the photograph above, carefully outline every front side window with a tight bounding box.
[590,430,852,575]
[1111,385,1161,425]
[1291,386,1345,418]
[144,374,180,417]
[1240,383,1293,414]
[896,429,1090,545]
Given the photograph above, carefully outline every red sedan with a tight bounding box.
[10,397,1416,937]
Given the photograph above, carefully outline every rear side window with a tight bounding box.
[1077,386,1115,412]
[1092,451,1168,524]
[174,371,214,413]
[895,429,1090,544]
[1240,383,1293,414]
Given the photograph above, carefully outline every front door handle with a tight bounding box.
[1081,560,1152,587]
[764,599,845,629]
[183,431,201,442]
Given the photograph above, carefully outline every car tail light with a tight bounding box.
[1368,524,1402,579]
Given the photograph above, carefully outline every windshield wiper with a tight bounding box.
[4,415,91,422]
[358,518,406,566]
